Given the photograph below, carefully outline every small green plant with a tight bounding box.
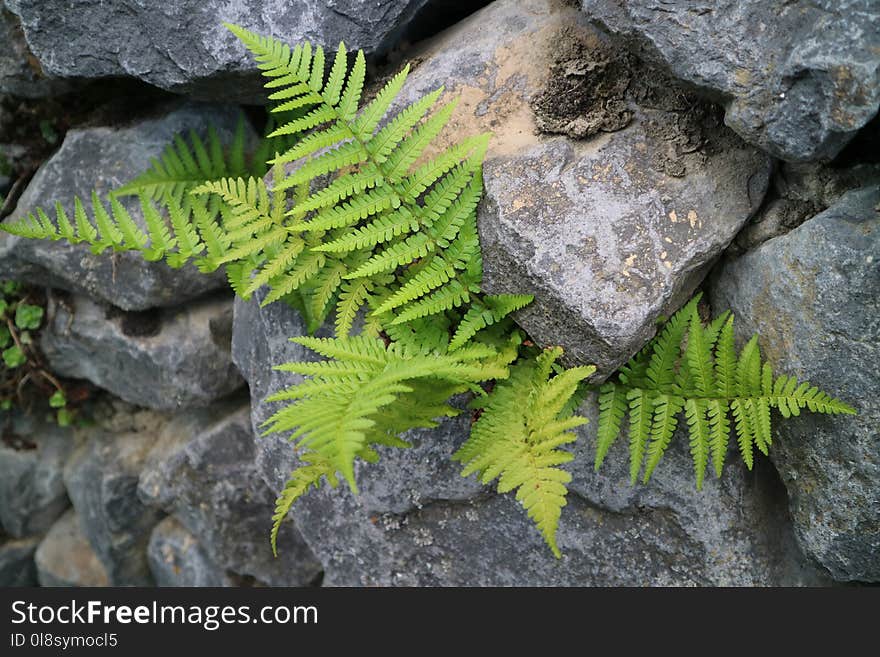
[594,295,856,489]
[0,27,856,557]
[0,280,78,425]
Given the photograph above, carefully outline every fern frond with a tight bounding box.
[116,119,266,205]
[270,455,338,556]
[449,294,533,351]
[454,348,593,557]
[593,296,856,487]
[594,383,627,471]
[264,335,504,491]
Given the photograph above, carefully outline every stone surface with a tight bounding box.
[40,292,243,411]
[232,290,485,511]
[0,103,247,311]
[0,533,39,586]
[711,186,880,582]
[5,0,485,104]
[139,399,322,586]
[0,5,72,98]
[0,412,76,538]
[63,408,167,585]
[35,510,110,587]
[290,393,829,586]
[580,0,880,162]
[147,517,237,587]
[390,0,769,375]
[735,160,880,252]
[234,285,827,586]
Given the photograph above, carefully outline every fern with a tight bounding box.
[594,294,856,489]
[116,114,288,206]
[264,334,516,491]
[1,24,855,563]
[454,348,595,557]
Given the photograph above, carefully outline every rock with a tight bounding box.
[40,292,244,411]
[63,409,167,585]
[0,5,72,98]
[580,0,880,162]
[5,0,487,104]
[0,412,76,538]
[285,397,827,586]
[0,102,248,311]
[710,186,880,582]
[234,285,827,586]
[231,290,330,490]
[139,399,322,586]
[35,510,110,587]
[232,290,485,512]
[735,159,880,252]
[147,517,237,587]
[390,0,769,375]
[0,533,39,585]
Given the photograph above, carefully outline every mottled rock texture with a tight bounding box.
[40,292,243,411]
[0,413,75,538]
[0,534,39,585]
[147,517,237,587]
[391,0,769,375]
[64,413,166,585]
[0,5,72,98]
[580,0,880,162]
[5,0,485,103]
[711,186,880,582]
[35,510,110,587]
[139,400,322,586]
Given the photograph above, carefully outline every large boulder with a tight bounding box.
[0,412,76,538]
[392,0,770,375]
[147,517,238,587]
[0,5,72,98]
[63,405,168,585]
[710,186,880,582]
[5,0,487,104]
[579,0,880,162]
[40,292,243,411]
[233,290,827,586]
[139,400,322,586]
[35,510,110,587]
[0,102,248,311]
[0,533,39,586]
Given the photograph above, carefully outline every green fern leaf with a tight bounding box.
[454,348,594,557]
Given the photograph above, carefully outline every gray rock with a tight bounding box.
[138,399,322,586]
[0,5,72,98]
[0,534,39,586]
[288,399,827,586]
[40,292,244,411]
[0,413,76,538]
[64,414,167,585]
[710,186,880,582]
[389,0,769,375]
[735,160,880,252]
[35,510,110,587]
[6,0,475,103]
[580,0,880,162]
[0,102,247,311]
[147,517,237,587]
[234,282,827,586]
[232,290,330,491]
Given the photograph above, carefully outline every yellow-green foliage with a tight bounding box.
[454,348,595,556]
[594,295,856,489]
[0,25,857,560]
